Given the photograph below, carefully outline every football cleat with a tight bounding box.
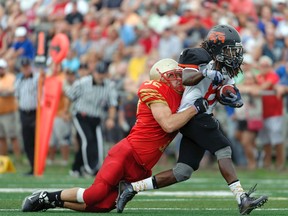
[116,181,137,213]
[238,184,268,215]
[22,191,56,212]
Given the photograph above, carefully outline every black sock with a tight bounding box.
[47,191,64,207]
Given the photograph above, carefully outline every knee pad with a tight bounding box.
[172,163,194,182]
[215,146,232,160]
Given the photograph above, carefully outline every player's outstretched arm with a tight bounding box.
[151,98,208,133]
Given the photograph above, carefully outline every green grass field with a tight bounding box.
[1,159,288,216]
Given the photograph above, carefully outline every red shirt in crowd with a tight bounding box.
[257,71,283,118]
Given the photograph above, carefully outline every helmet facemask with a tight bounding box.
[216,45,243,78]
[157,68,184,94]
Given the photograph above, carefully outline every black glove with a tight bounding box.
[193,98,208,114]
[219,86,243,108]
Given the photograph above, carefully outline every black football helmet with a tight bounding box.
[201,24,243,78]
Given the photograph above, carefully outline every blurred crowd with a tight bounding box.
[1,0,288,175]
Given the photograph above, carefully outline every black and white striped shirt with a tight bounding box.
[14,73,39,111]
[65,75,118,117]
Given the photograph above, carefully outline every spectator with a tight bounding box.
[275,8,288,43]
[61,49,80,73]
[254,23,284,63]
[228,0,258,22]
[183,15,209,48]
[115,13,136,46]
[5,26,35,63]
[127,45,147,83]
[255,56,285,170]
[65,1,84,26]
[235,71,261,170]
[118,77,138,137]
[158,27,183,60]
[108,51,128,82]
[240,20,265,56]
[71,28,93,58]
[0,59,21,161]
[257,5,278,35]
[6,1,27,29]
[102,26,125,64]
[47,0,69,22]
[64,0,89,17]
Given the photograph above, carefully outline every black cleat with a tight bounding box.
[21,191,56,212]
[238,184,268,215]
[116,181,137,213]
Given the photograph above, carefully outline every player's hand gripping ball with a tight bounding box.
[216,84,243,108]
[216,84,236,101]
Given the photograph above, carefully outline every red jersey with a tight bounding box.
[257,71,283,118]
[127,80,182,170]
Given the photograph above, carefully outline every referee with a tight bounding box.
[15,58,39,175]
[65,61,118,177]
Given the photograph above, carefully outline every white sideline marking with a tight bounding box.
[1,188,287,201]
[0,188,232,196]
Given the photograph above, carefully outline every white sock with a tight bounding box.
[131,177,154,192]
[76,188,85,203]
[228,181,245,204]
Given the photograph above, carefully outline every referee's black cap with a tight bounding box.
[95,61,108,74]
[20,57,31,66]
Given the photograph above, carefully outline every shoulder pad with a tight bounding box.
[178,48,212,67]
[138,81,166,106]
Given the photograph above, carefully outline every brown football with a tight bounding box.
[216,84,236,100]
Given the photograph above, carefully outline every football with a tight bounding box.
[216,84,236,100]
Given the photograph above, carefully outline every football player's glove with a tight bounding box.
[199,64,224,86]
[219,86,243,108]
[193,98,209,114]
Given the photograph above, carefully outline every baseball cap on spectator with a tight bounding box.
[20,57,31,66]
[0,59,7,68]
[15,26,27,37]
[95,61,108,74]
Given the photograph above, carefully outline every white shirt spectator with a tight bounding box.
[64,0,89,15]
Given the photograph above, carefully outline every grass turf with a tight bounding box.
[0,159,288,216]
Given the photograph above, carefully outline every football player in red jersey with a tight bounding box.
[21,58,208,212]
